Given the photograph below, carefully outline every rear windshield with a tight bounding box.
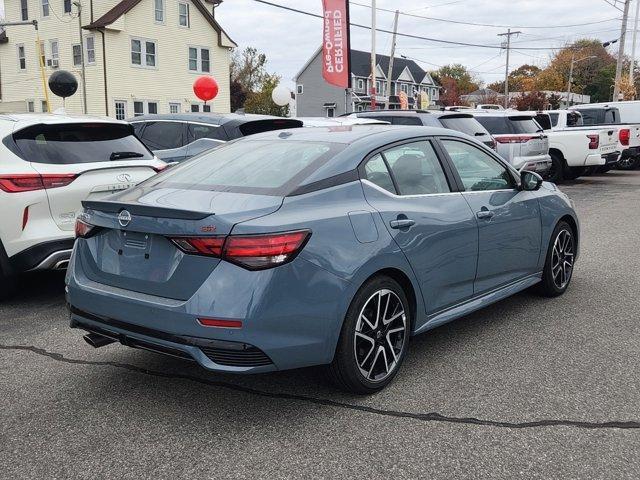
[579,108,620,125]
[475,116,541,134]
[237,119,303,137]
[10,123,153,164]
[150,139,344,196]
[440,116,490,137]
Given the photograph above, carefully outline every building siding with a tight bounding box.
[0,0,231,117]
[296,51,349,117]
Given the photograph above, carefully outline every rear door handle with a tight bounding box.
[476,210,494,220]
[389,219,415,229]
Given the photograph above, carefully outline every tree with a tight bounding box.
[230,47,268,93]
[244,74,289,116]
[513,91,547,111]
[438,77,465,106]
[432,64,479,95]
[230,79,247,113]
[490,64,542,93]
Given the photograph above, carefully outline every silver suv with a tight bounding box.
[469,111,551,174]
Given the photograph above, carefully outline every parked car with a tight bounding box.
[296,117,389,127]
[468,110,552,174]
[0,113,166,299]
[571,104,640,171]
[349,109,495,149]
[130,113,303,163]
[537,110,619,183]
[476,104,504,110]
[67,125,579,394]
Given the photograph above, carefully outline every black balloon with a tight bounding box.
[48,70,78,98]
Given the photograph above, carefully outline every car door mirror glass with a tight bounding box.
[520,170,543,191]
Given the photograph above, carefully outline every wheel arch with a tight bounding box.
[559,214,579,255]
[363,267,418,331]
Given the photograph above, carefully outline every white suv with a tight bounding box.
[0,114,166,298]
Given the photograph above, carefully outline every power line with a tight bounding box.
[350,1,621,29]
[250,0,592,51]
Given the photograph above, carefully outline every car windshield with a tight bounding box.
[440,116,490,136]
[150,139,343,196]
[11,123,153,164]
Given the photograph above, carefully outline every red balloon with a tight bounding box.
[193,76,219,102]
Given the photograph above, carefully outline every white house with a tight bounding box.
[0,0,236,118]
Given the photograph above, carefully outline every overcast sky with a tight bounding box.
[1,0,633,88]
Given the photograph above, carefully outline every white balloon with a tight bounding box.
[272,85,291,106]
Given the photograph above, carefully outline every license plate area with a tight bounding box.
[120,231,152,258]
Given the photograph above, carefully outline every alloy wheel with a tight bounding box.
[551,229,574,289]
[354,289,407,383]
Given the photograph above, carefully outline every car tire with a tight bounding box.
[536,221,576,298]
[617,155,639,170]
[547,152,565,183]
[565,167,585,180]
[328,275,411,394]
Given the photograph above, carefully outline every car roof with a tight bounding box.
[468,110,536,117]
[0,113,129,135]
[127,112,292,125]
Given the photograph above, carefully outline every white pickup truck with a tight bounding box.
[536,110,619,183]
[571,103,640,170]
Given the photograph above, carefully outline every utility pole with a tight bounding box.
[73,1,88,114]
[613,0,631,102]
[630,0,639,89]
[370,0,377,110]
[566,52,576,108]
[384,10,399,109]
[498,29,521,108]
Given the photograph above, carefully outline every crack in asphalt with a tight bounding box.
[3,344,640,430]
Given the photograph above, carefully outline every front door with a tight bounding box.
[360,139,478,317]
[439,138,542,295]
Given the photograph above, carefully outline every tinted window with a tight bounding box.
[140,121,184,150]
[605,108,619,124]
[442,139,513,191]
[188,123,226,141]
[548,113,559,127]
[474,116,510,134]
[12,123,153,164]
[534,114,551,131]
[440,116,490,137]
[237,119,303,137]
[152,140,342,195]
[383,141,450,195]
[509,117,542,133]
[566,111,583,127]
[390,116,423,126]
[578,108,614,125]
[363,154,396,194]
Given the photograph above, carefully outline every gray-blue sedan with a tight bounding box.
[67,125,579,394]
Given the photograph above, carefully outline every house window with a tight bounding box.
[203,104,211,112]
[400,83,409,94]
[85,36,95,64]
[41,100,48,112]
[133,101,158,116]
[17,44,26,70]
[64,0,72,13]
[41,0,49,17]
[27,100,35,112]
[49,40,59,65]
[169,102,181,114]
[178,2,190,27]
[296,84,304,95]
[38,41,45,67]
[191,104,199,112]
[154,0,164,22]
[131,38,157,68]
[148,102,158,114]
[326,107,335,118]
[356,78,364,92]
[115,101,127,120]
[21,0,28,20]
[134,101,144,117]
[188,47,210,73]
[72,44,82,66]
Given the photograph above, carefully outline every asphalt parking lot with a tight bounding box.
[1,170,639,479]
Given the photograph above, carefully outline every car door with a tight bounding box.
[360,139,478,316]
[138,121,186,151]
[439,138,542,295]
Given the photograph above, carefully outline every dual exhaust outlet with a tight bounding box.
[83,332,117,348]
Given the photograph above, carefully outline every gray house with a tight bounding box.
[294,48,440,117]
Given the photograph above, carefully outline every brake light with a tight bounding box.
[75,218,95,238]
[494,135,536,144]
[586,134,599,150]
[0,174,77,193]
[169,230,311,270]
[197,318,243,329]
[619,128,630,146]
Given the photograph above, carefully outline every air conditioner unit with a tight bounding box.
[51,59,59,68]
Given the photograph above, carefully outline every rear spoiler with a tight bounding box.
[82,199,212,220]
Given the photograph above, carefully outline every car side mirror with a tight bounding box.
[520,170,543,191]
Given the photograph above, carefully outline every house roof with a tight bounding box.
[349,50,437,86]
[84,0,236,47]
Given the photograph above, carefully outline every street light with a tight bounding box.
[565,54,596,108]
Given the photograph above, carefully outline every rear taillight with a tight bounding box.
[494,135,536,144]
[0,174,77,193]
[170,230,311,270]
[152,164,168,173]
[75,218,95,238]
[586,134,599,150]
[197,318,243,329]
[619,128,630,146]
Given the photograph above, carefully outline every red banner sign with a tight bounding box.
[322,0,350,88]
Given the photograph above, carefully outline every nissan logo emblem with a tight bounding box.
[118,210,132,227]
[117,173,132,183]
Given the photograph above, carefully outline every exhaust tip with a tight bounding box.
[83,333,116,349]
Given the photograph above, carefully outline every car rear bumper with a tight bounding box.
[7,238,75,274]
[65,248,350,374]
[513,154,552,173]
[620,146,640,160]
